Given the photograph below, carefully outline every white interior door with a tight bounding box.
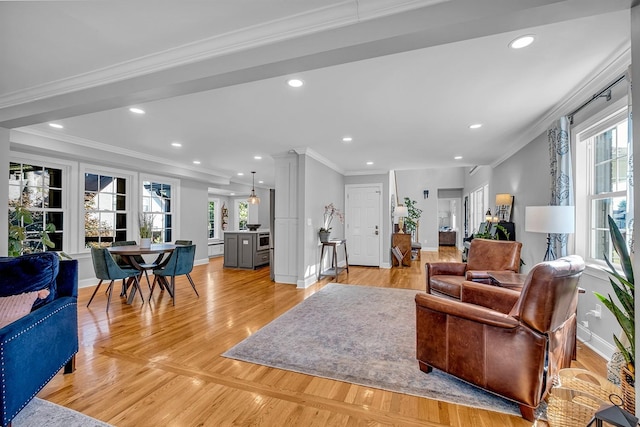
[346,184,381,266]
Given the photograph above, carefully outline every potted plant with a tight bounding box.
[403,197,422,237]
[8,205,55,257]
[139,214,153,248]
[319,203,344,243]
[594,214,634,412]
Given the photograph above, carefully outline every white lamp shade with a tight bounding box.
[525,206,575,234]
[394,206,408,218]
[495,193,513,206]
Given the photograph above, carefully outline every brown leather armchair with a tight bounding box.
[426,238,522,299]
[415,255,584,421]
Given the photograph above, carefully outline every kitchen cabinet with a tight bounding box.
[223,231,270,269]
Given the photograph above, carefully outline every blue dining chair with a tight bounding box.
[88,247,144,311]
[174,240,192,245]
[149,244,197,306]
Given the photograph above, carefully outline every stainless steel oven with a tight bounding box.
[257,232,270,251]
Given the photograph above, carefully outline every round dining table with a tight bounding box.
[107,243,176,303]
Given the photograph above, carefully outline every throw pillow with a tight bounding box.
[0,252,59,309]
[0,291,38,328]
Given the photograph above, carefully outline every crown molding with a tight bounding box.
[12,128,232,183]
[0,0,444,110]
[344,169,389,176]
[490,42,631,169]
[294,147,345,175]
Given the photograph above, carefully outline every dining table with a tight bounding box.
[108,243,176,303]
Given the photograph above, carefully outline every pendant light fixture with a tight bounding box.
[247,171,260,205]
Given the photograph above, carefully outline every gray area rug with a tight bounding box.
[13,398,112,427]
[223,283,527,417]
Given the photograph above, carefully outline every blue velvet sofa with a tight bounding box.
[0,253,78,427]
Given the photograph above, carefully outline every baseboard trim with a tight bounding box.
[577,324,616,361]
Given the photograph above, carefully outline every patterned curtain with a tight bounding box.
[548,116,573,258]
[626,66,634,254]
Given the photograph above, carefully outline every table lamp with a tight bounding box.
[525,205,575,261]
[394,206,408,234]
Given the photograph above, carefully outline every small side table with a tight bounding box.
[318,239,349,281]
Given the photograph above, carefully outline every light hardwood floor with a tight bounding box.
[40,247,606,426]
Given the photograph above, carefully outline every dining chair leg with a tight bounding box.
[120,279,127,297]
[134,276,145,305]
[186,273,199,297]
[87,280,104,307]
[143,270,153,290]
[171,276,176,306]
[106,280,115,312]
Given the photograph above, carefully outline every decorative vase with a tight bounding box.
[319,231,330,243]
[140,238,151,248]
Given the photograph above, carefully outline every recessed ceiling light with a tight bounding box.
[237,172,244,176]
[48,123,64,129]
[469,123,483,129]
[230,193,236,196]
[366,161,374,165]
[454,156,463,160]
[258,180,264,184]
[193,160,201,165]
[287,78,304,88]
[509,35,535,49]
[342,136,353,143]
[129,107,145,114]
[254,155,262,160]
[171,142,182,147]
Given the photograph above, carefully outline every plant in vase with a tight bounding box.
[319,203,344,242]
[139,214,154,247]
[8,205,55,257]
[594,215,634,412]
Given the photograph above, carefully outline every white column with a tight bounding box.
[0,127,8,255]
[273,153,299,284]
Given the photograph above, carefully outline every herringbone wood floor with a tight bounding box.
[40,248,605,426]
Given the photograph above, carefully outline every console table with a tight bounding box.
[318,239,349,281]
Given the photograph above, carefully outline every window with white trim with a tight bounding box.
[467,184,489,235]
[234,199,248,231]
[9,162,64,254]
[577,107,629,264]
[141,179,174,243]
[84,172,128,248]
[208,198,220,240]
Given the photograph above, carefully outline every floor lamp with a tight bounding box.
[525,206,575,261]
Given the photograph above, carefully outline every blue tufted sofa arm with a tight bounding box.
[0,258,78,427]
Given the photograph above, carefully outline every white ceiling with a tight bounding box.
[0,0,632,194]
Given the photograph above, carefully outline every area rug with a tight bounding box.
[12,398,112,427]
[223,283,530,418]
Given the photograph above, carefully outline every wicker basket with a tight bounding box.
[547,387,607,427]
[621,365,636,415]
[547,368,623,427]
[557,368,622,402]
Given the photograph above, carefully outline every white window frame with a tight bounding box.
[234,198,248,231]
[140,174,180,244]
[208,197,221,241]
[467,184,489,235]
[8,153,74,253]
[80,164,135,252]
[574,98,629,267]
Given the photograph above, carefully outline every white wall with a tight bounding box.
[395,168,465,250]
[179,178,209,261]
[301,155,344,287]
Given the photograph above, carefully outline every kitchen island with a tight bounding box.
[223,230,270,269]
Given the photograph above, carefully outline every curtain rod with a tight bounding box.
[567,74,627,124]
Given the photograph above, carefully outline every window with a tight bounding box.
[208,198,220,239]
[234,199,248,231]
[141,180,173,243]
[577,107,629,264]
[9,162,64,253]
[467,184,489,235]
[84,173,127,247]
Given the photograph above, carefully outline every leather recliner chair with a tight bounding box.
[426,238,522,299]
[415,255,584,421]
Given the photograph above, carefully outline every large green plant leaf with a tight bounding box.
[608,215,634,285]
